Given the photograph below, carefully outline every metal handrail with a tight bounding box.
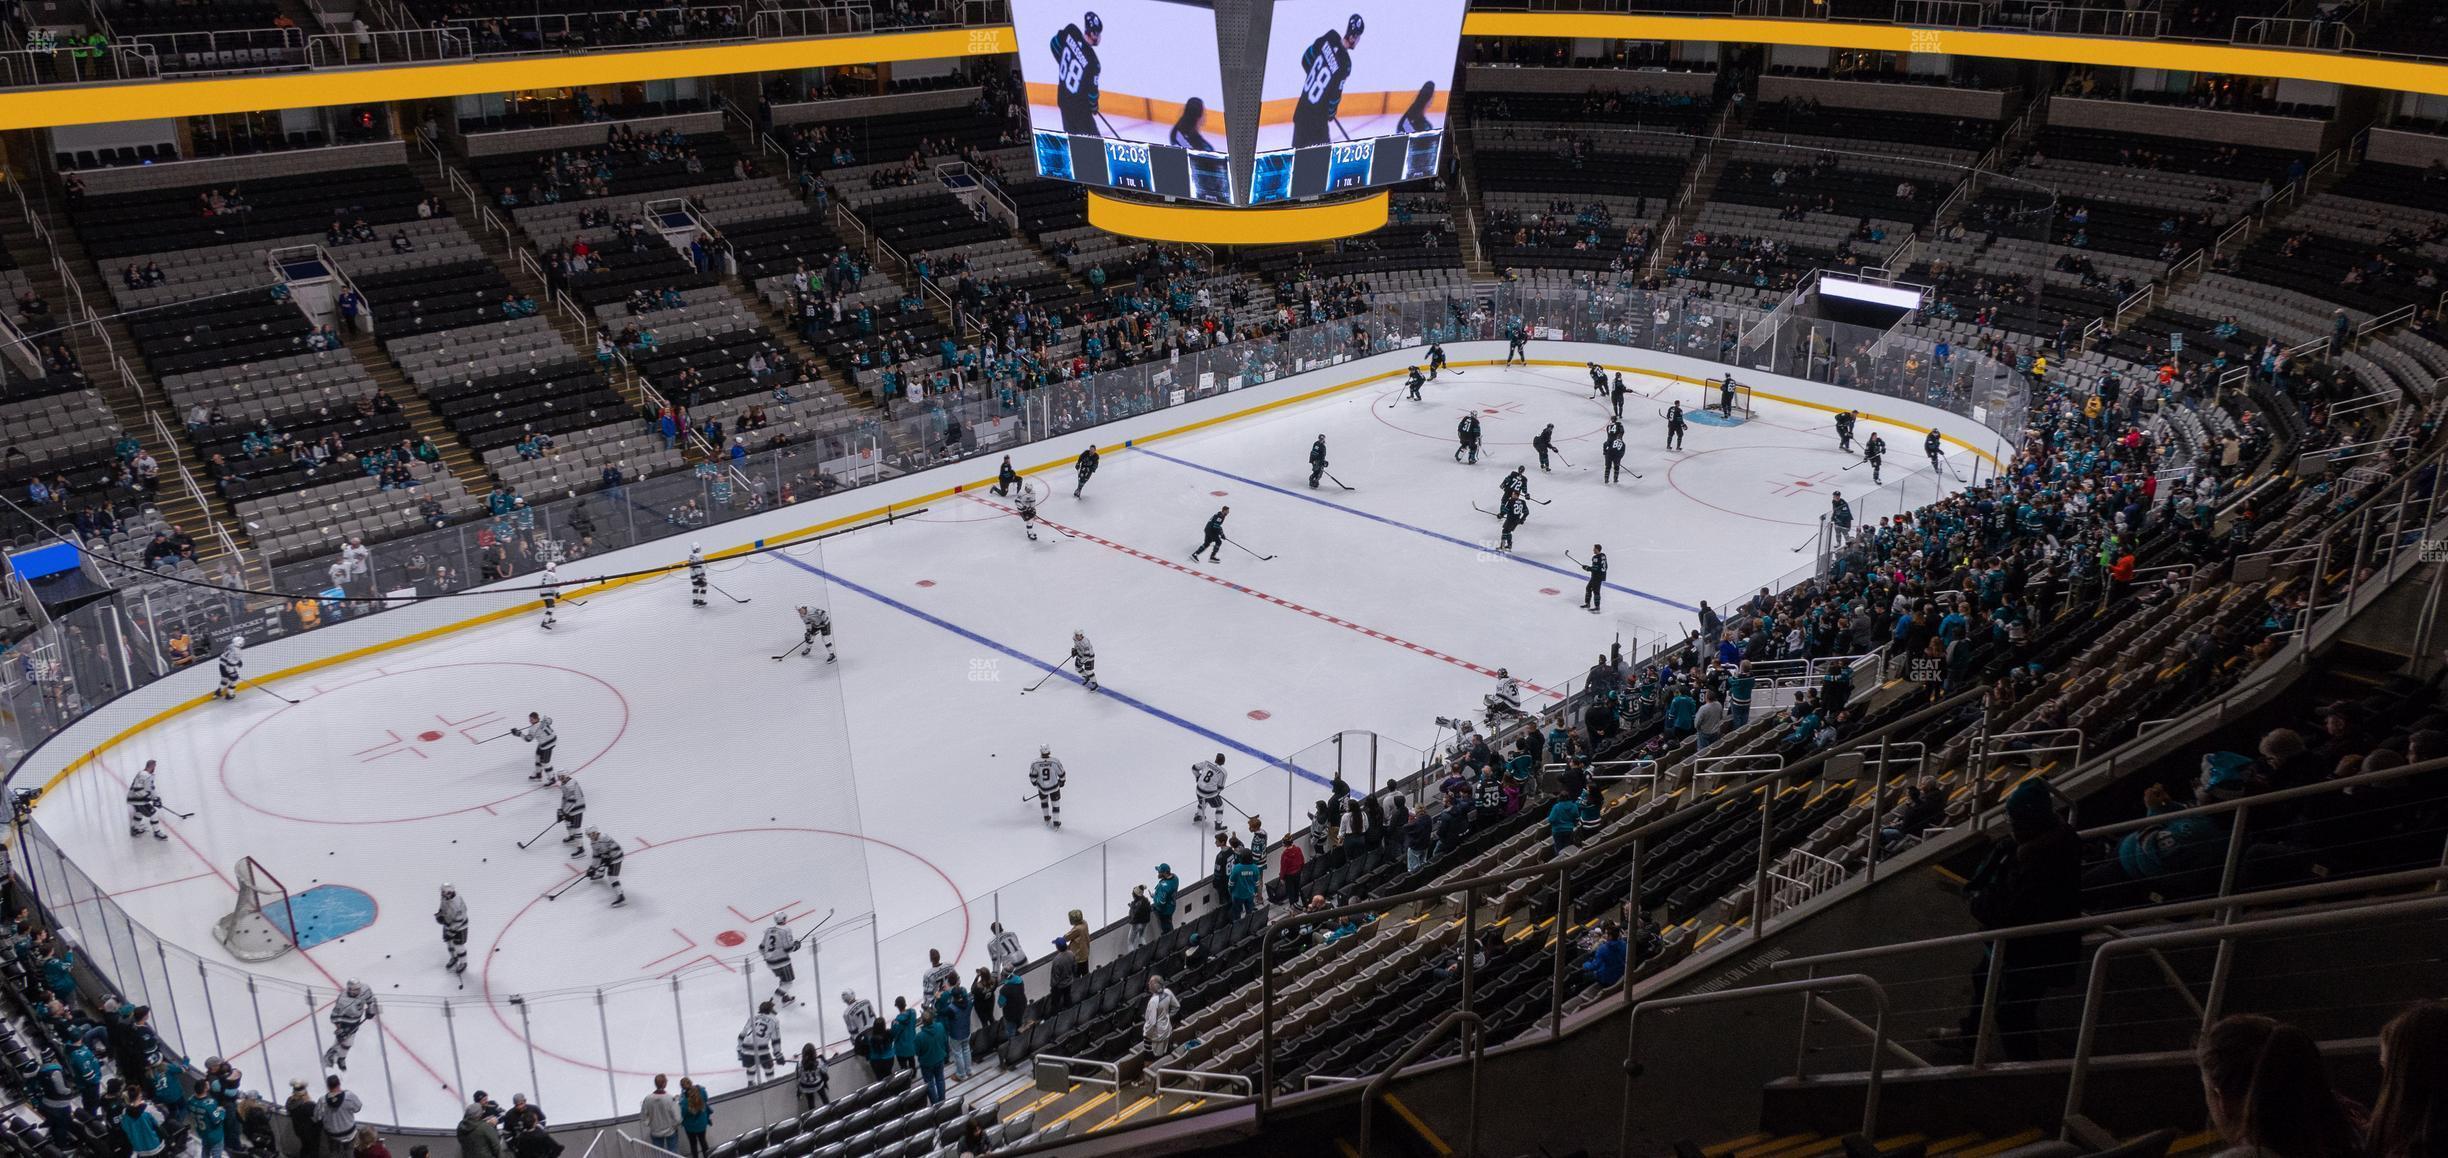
[1622,974,1889,1156]
[2075,753,2448,841]
[1355,1010,1480,1158]
[1152,1067,1254,1099]
[1254,689,1986,1104]
[1774,865,2448,975]
[1033,1052,1122,1091]
[2061,894,2448,1136]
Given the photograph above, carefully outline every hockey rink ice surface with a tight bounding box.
[31,364,1977,1123]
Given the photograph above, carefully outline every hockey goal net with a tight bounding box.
[213,857,299,962]
[1693,380,1756,421]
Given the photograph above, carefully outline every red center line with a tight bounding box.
[961,494,1563,700]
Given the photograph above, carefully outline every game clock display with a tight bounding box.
[1033,130,1235,203]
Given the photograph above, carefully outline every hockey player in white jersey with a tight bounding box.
[1070,630,1097,692]
[1028,746,1066,829]
[1191,753,1229,834]
[687,543,708,608]
[538,566,561,630]
[213,636,244,700]
[985,922,1026,976]
[436,884,469,982]
[840,991,878,1041]
[796,606,835,662]
[736,1000,783,1081]
[586,828,626,906]
[1017,485,1042,542]
[1483,667,1528,726]
[322,980,379,1071]
[758,914,805,1007]
[513,712,557,780]
[552,774,587,855]
[125,759,167,840]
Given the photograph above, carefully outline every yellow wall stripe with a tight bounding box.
[1459,12,2448,97]
[1086,189,1388,244]
[0,15,2439,129]
[0,27,1016,131]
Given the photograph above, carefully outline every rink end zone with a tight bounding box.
[29,350,2003,803]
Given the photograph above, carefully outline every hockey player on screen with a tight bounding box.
[322,980,378,1071]
[1029,745,1066,830]
[1863,431,1887,484]
[513,712,556,780]
[436,884,469,981]
[1665,401,1688,451]
[1191,753,1229,833]
[1396,81,1437,134]
[687,543,708,608]
[1308,436,1329,489]
[1292,14,1363,149]
[1070,630,1098,692]
[758,914,805,1007]
[797,605,835,662]
[1016,483,1043,542]
[213,635,244,700]
[1454,412,1481,463]
[126,760,167,841]
[1405,364,1425,401]
[1170,97,1215,152]
[1050,11,1104,138]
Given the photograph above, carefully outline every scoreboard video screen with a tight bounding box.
[1010,0,1465,209]
[1013,0,1235,204]
[1246,0,1466,204]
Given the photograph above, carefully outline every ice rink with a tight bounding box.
[27,361,1977,1123]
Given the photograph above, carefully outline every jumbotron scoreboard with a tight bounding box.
[1012,0,1467,236]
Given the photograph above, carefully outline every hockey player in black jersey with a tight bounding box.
[1924,428,1945,472]
[1427,342,1448,379]
[1497,494,1528,551]
[1835,409,1858,453]
[1454,412,1482,463]
[1291,14,1363,149]
[1665,402,1688,450]
[1192,506,1228,563]
[1532,424,1557,472]
[995,454,1019,497]
[1308,436,1329,488]
[1405,365,1425,400]
[1074,445,1099,497]
[1049,12,1104,138]
[1863,432,1887,484]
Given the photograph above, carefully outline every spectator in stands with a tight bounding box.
[1546,792,1584,858]
[2195,1014,2363,1158]
[314,1078,360,1158]
[389,230,414,255]
[1878,778,1947,852]
[888,996,917,1074]
[353,1126,388,1158]
[1946,780,2080,1061]
[119,1087,167,1158]
[997,968,1029,1036]
[1141,975,1181,1060]
[1578,922,1628,989]
[1151,863,1179,933]
[639,1075,679,1151]
[676,1080,711,1158]
[934,982,973,1083]
[1124,884,1153,948]
[2084,755,2254,905]
[2369,1001,2445,1158]
[1066,909,1091,969]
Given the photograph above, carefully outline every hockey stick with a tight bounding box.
[1020,654,1077,694]
[1224,537,1276,562]
[770,636,809,661]
[1789,529,1822,554]
[1842,456,1873,471]
[1096,111,1125,138]
[1551,449,1575,469]
[1324,471,1355,491]
[249,681,301,706]
[516,817,562,850]
[1331,116,1354,143]
[472,730,519,745]
[544,872,586,901]
[708,582,752,605]
[167,807,195,820]
[1473,501,1501,517]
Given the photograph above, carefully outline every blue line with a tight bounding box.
[769,552,1326,787]
[1131,447,1700,614]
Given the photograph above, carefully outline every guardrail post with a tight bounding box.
[1550,864,1572,1035]
[1970,935,2005,1068]
[2201,803,2252,1030]
[1865,737,1890,885]
[1752,772,1778,937]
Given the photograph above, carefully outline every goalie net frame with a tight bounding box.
[213,856,300,962]
[1695,379,1756,421]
